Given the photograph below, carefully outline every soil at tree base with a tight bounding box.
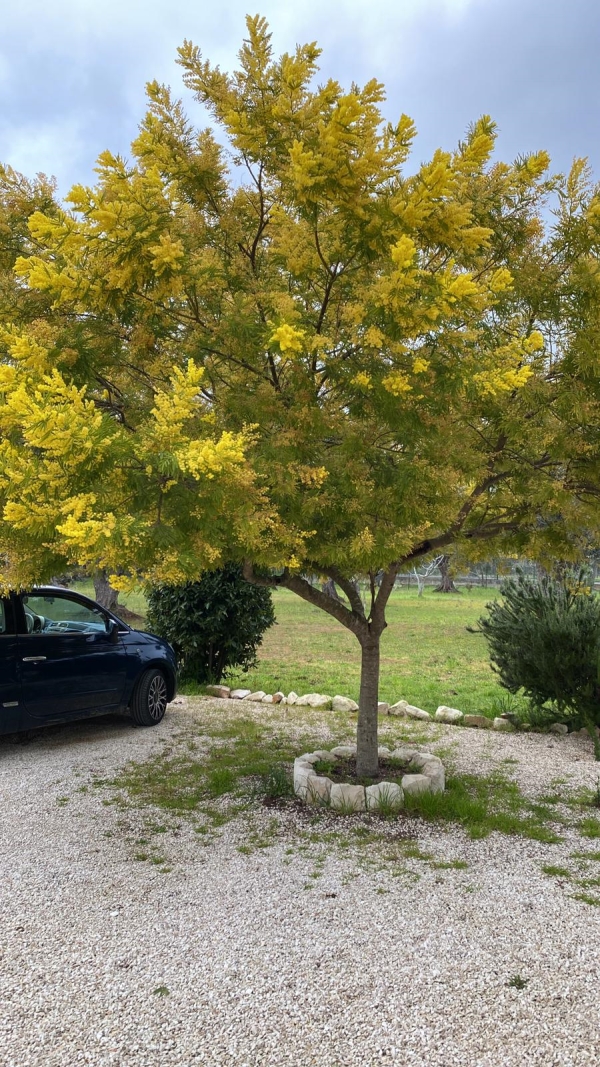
[314,756,409,788]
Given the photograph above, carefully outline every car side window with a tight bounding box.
[22,595,109,635]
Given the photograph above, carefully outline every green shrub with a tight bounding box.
[477,570,600,736]
[146,565,275,683]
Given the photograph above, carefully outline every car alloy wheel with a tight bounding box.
[148,673,168,721]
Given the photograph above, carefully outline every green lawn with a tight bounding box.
[74,577,507,717]
[225,586,506,716]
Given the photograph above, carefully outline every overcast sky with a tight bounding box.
[1,0,598,197]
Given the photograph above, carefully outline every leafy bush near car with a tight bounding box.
[478,570,600,734]
[146,565,275,683]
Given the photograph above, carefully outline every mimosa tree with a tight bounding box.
[2,16,600,773]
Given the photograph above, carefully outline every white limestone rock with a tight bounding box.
[420,758,445,794]
[330,745,356,758]
[243,691,266,702]
[306,775,333,804]
[493,716,515,732]
[378,746,391,757]
[294,757,317,798]
[365,782,404,812]
[408,752,436,770]
[435,705,464,724]
[390,747,416,762]
[295,693,332,709]
[388,700,408,716]
[205,685,231,699]
[261,694,275,703]
[378,702,390,716]
[463,714,493,729]
[332,695,359,713]
[230,689,251,700]
[407,753,444,792]
[549,722,568,735]
[286,692,298,705]
[405,704,431,721]
[330,783,366,812]
[402,773,434,797]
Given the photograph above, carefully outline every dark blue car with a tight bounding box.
[0,586,177,736]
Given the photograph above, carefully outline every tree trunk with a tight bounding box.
[356,637,380,777]
[93,570,120,614]
[435,554,460,593]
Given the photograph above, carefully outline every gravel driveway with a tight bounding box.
[2,699,600,1067]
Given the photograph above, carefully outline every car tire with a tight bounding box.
[130,668,168,727]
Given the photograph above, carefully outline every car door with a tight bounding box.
[0,597,21,733]
[17,591,128,722]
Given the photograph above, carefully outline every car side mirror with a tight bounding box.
[106,619,119,643]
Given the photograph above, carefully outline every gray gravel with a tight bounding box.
[2,700,600,1067]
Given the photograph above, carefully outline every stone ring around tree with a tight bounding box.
[293,745,445,813]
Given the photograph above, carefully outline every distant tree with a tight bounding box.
[435,555,461,594]
[93,569,121,614]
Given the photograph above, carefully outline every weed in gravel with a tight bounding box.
[404,772,562,842]
[572,891,600,907]
[541,864,571,878]
[206,768,236,796]
[507,975,529,990]
[579,817,600,838]
[108,718,319,818]
[571,850,600,862]
[400,841,433,861]
[257,763,295,800]
[576,876,600,888]
[153,986,170,997]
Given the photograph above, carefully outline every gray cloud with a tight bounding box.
[0,0,597,195]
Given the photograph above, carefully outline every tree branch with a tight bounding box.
[323,567,366,619]
[372,564,399,631]
[243,561,366,639]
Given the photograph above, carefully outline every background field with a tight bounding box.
[73,580,507,716]
[224,587,506,716]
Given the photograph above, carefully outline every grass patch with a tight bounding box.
[75,579,510,717]
[572,892,600,907]
[579,817,600,838]
[221,586,505,715]
[109,717,310,816]
[404,772,562,842]
[541,864,571,878]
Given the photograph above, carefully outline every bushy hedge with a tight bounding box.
[146,565,275,683]
[478,571,600,735]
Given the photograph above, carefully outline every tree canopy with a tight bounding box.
[2,15,600,771]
